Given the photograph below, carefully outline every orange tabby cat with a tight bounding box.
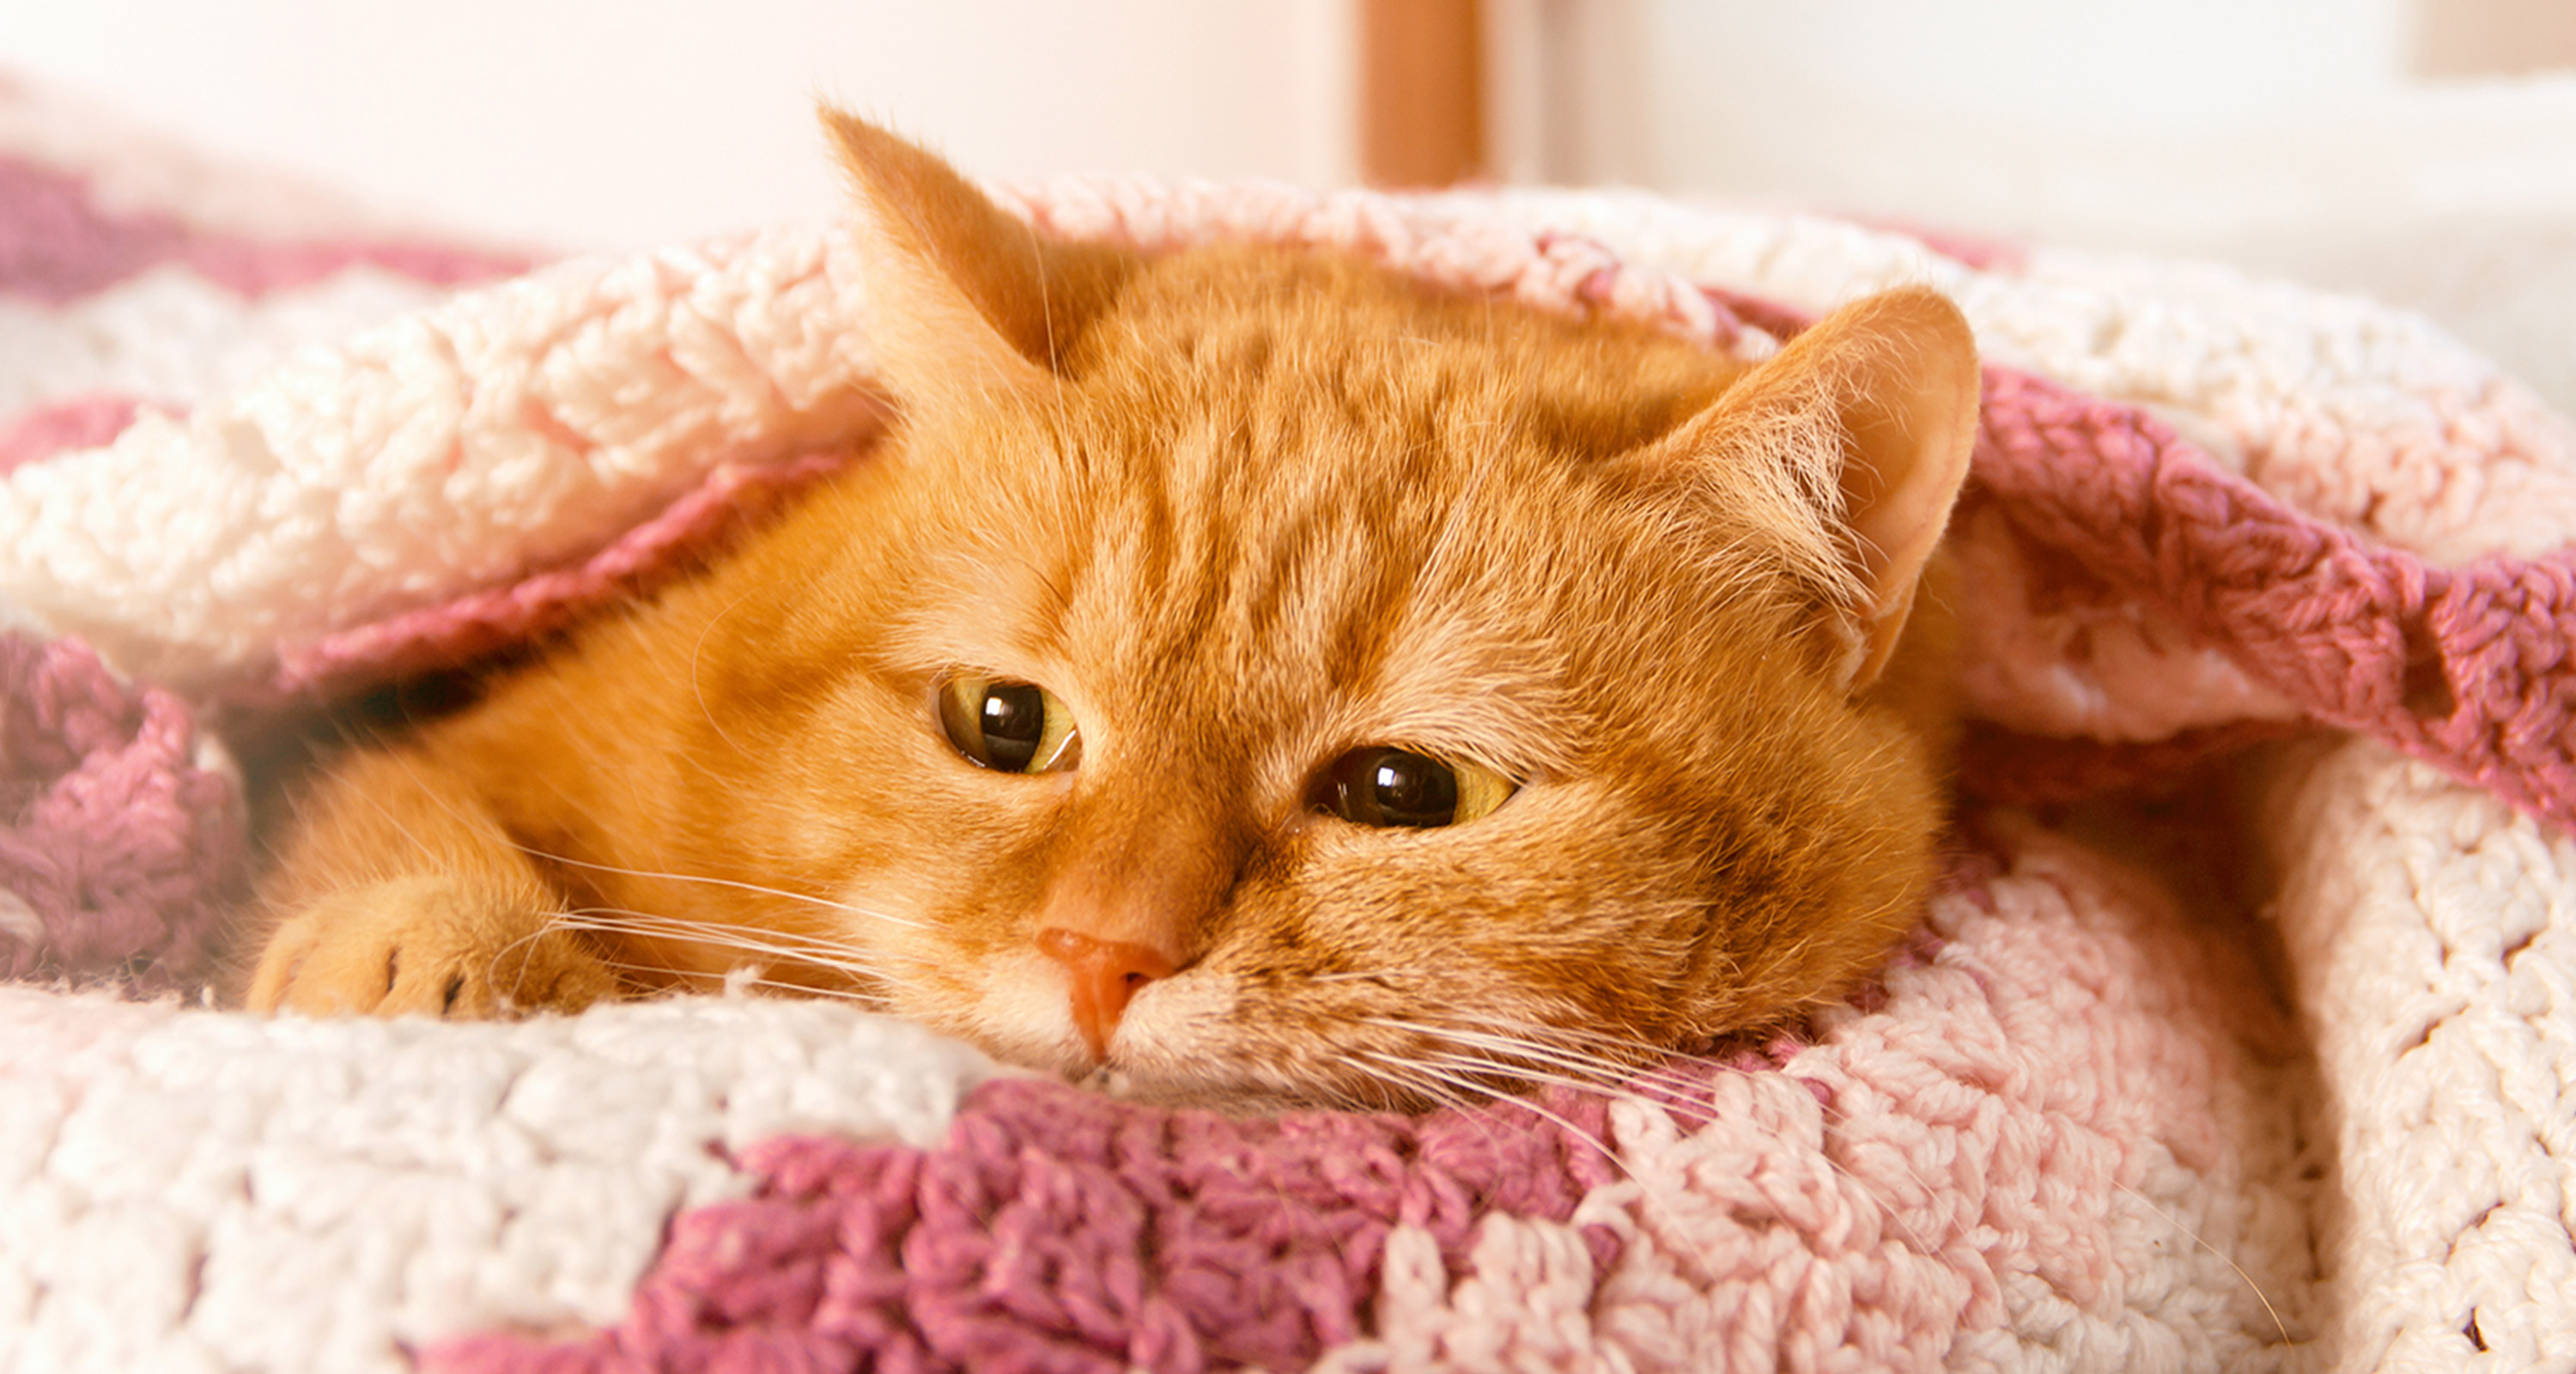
[242,114,1981,1110]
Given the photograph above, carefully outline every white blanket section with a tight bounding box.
[0,994,996,1374]
[2254,736,2576,1373]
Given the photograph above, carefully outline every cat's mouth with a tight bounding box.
[1026,986,1644,1114]
[929,958,1365,1109]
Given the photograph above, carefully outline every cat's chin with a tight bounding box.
[1072,1066,1287,1113]
[1016,1042,1480,1115]
[1063,1064,1390,1116]
[972,1045,1295,1112]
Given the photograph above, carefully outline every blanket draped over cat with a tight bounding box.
[7,78,2576,1373]
[239,114,1989,1114]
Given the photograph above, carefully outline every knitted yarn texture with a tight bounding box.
[5,75,2575,1373]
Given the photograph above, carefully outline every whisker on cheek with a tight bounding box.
[514,846,933,933]
[567,951,900,1009]
[1352,1050,1622,1165]
[1353,1049,1756,1280]
[544,907,908,989]
[1384,1012,1955,1262]
[1344,1055,1478,1115]
[1360,1013,1710,1102]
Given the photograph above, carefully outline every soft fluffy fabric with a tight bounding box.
[5,75,2575,1373]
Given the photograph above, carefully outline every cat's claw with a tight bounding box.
[247,876,617,1018]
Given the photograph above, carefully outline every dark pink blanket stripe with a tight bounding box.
[1971,368,2576,830]
[1958,717,2310,806]
[427,1076,1619,1374]
[0,155,532,305]
[0,635,242,982]
[1714,286,2576,831]
[0,393,150,472]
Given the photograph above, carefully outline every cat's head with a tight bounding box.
[677,115,1980,1110]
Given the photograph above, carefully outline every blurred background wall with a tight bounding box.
[1505,0,2576,405]
[6,1,1357,247]
[10,1,2576,398]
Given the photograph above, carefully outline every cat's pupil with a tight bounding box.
[1327,747,1460,829]
[938,676,1078,774]
[977,683,1046,771]
[1371,753,1455,823]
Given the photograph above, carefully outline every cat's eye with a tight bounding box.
[1318,747,1513,829]
[938,676,1082,774]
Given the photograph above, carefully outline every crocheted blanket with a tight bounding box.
[8,77,2576,1373]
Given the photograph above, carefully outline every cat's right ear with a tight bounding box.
[823,110,1133,412]
[1648,286,1981,692]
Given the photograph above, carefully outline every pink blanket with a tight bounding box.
[8,75,2576,1372]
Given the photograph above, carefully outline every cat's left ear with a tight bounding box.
[1665,287,1981,691]
[823,109,1134,413]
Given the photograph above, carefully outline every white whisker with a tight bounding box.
[355,747,926,937]
[1359,1012,1947,1266]
[573,951,896,1009]
[548,907,900,985]
[1345,1054,1480,1116]
[556,905,878,958]
[1412,1046,1646,1100]
[1361,1014,1712,1102]
[687,589,760,760]
[1355,1049,1619,1167]
[532,852,929,932]
[2108,1177,2293,1344]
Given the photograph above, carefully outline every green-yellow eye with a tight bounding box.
[938,676,1082,774]
[1318,747,1514,829]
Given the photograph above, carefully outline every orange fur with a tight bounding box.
[240,116,1980,1110]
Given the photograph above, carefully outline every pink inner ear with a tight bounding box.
[1818,291,1983,686]
[1844,356,1981,611]
[1612,287,1982,691]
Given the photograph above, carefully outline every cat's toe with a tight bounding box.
[245,905,369,1014]
[382,922,617,1018]
[248,877,617,1018]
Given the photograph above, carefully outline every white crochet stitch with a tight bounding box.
[0,266,459,416]
[2254,736,2576,1372]
[0,992,997,1374]
[0,226,884,690]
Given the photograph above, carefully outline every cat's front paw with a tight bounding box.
[247,875,617,1018]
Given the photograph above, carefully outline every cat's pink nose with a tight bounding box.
[1036,927,1178,1061]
